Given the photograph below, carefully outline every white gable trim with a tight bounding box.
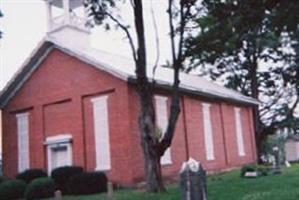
[0,40,53,108]
[0,40,129,109]
[0,39,259,109]
[155,95,172,165]
[91,95,111,171]
[54,44,129,81]
[234,107,246,157]
[202,103,215,161]
[16,112,30,172]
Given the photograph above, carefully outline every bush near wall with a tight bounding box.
[69,172,108,195]
[240,165,256,177]
[51,166,83,194]
[0,179,26,200]
[241,165,271,177]
[25,177,56,200]
[0,176,9,185]
[16,169,48,184]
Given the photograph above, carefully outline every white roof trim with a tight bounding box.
[54,45,129,82]
[2,48,54,107]
[0,38,259,108]
[0,38,54,107]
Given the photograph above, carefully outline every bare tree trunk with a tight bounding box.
[250,58,263,163]
[87,0,192,192]
[137,88,165,192]
[133,0,165,192]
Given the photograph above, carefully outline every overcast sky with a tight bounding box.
[0,0,173,90]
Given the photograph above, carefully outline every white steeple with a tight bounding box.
[44,0,91,48]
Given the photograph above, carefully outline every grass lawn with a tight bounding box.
[47,164,299,200]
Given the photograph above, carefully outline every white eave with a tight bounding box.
[0,38,260,108]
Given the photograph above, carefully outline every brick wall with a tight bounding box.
[2,48,257,185]
[127,90,257,181]
[2,49,134,184]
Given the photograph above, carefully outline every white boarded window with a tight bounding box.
[202,103,215,161]
[155,96,172,165]
[91,95,111,171]
[234,107,245,156]
[16,112,30,172]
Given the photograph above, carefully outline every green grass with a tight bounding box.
[47,164,299,200]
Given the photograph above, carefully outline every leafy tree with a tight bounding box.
[186,0,298,158]
[84,0,198,192]
[256,1,299,135]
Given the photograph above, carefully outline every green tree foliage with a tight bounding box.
[185,0,299,158]
[186,0,282,96]
[252,1,299,133]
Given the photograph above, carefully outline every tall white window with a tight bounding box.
[155,96,172,165]
[202,103,215,161]
[234,107,245,156]
[91,95,111,171]
[16,112,30,172]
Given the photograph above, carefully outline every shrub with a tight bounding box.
[0,179,26,200]
[51,166,83,194]
[25,177,56,200]
[240,165,256,177]
[257,165,270,176]
[0,176,9,185]
[16,169,48,184]
[69,172,108,195]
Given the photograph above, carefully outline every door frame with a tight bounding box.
[44,134,73,174]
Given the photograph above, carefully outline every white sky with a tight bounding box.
[0,0,173,90]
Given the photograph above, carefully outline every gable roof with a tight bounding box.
[0,38,259,108]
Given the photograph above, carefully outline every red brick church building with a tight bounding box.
[0,0,258,185]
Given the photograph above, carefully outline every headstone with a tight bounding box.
[180,158,208,200]
[107,181,114,200]
[244,171,258,178]
[54,190,62,200]
[285,161,291,168]
[272,146,282,174]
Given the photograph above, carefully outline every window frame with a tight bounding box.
[16,112,30,173]
[154,95,172,166]
[202,103,215,161]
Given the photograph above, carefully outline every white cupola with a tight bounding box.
[44,0,91,48]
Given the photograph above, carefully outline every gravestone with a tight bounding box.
[244,171,258,178]
[272,146,282,174]
[107,181,114,200]
[180,158,208,200]
[54,190,62,200]
[285,161,291,168]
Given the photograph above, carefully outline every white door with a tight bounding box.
[51,146,70,170]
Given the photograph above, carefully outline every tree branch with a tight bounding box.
[104,11,138,62]
[150,0,160,79]
[290,96,299,115]
[177,1,190,65]
[158,0,190,156]
[168,0,176,63]
[259,89,285,118]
